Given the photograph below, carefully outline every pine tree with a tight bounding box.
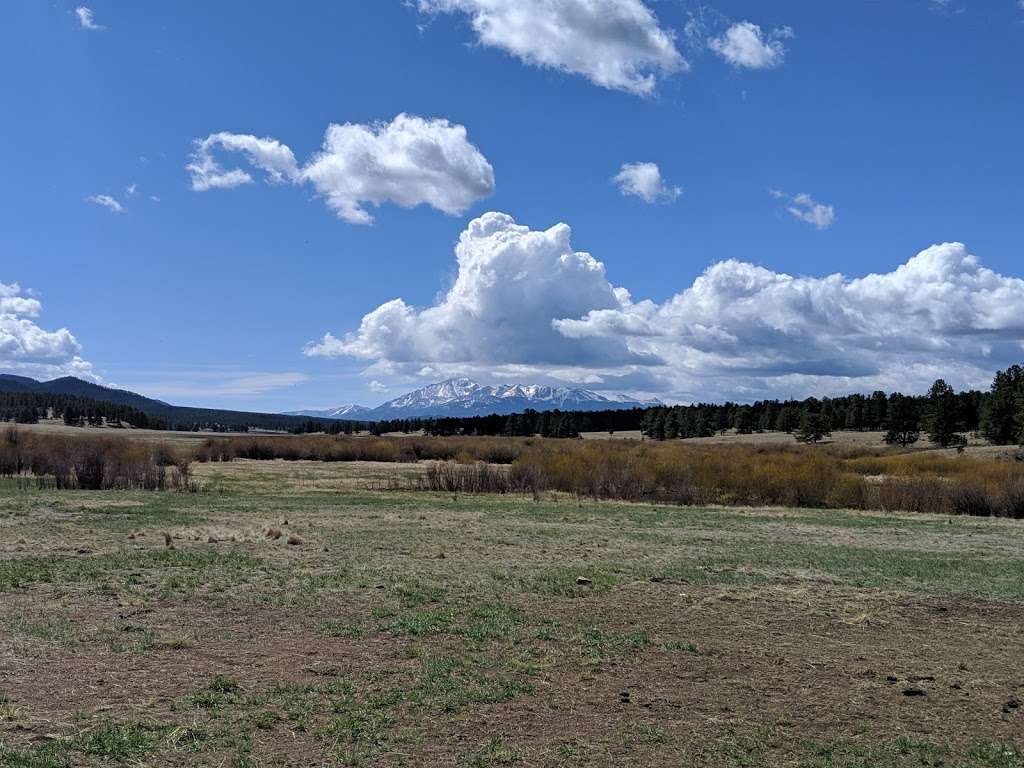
[845,395,865,431]
[733,406,756,434]
[883,393,920,446]
[775,407,800,433]
[663,409,681,439]
[867,390,888,430]
[795,410,830,444]
[924,379,966,448]
[980,365,1024,445]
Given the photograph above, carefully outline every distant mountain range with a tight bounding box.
[1,373,659,431]
[285,377,659,420]
[0,374,172,410]
[0,374,321,432]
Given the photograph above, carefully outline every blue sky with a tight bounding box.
[2,0,1023,410]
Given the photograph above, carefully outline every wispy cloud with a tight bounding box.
[928,0,965,16]
[770,189,836,230]
[125,370,310,399]
[85,194,125,213]
[708,21,792,69]
[75,6,105,31]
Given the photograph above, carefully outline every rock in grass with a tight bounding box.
[903,688,926,697]
[287,534,304,546]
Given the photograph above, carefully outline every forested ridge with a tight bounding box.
[3,366,1024,448]
[0,376,350,433]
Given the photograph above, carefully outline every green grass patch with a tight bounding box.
[0,549,266,593]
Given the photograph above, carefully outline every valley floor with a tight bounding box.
[1,461,1022,767]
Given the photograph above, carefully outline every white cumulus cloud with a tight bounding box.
[85,194,125,213]
[612,162,681,203]
[188,114,494,224]
[305,212,1024,402]
[417,0,686,96]
[0,282,96,381]
[304,212,646,367]
[75,6,104,30]
[708,21,790,69]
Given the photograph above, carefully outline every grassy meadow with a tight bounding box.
[1,454,1023,767]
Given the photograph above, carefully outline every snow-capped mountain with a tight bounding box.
[286,378,659,421]
[283,404,374,419]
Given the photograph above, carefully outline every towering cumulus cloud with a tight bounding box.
[0,282,95,380]
[304,212,646,367]
[188,114,495,224]
[416,0,686,95]
[306,213,1024,401]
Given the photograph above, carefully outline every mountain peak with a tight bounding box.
[289,378,655,421]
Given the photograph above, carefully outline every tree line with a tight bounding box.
[0,392,161,429]
[6,364,1023,447]
[0,390,355,434]
[293,365,1024,448]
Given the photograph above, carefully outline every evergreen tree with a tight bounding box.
[845,394,865,431]
[795,410,830,444]
[713,407,730,435]
[924,379,966,448]
[641,409,666,440]
[883,393,920,446]
[733,405,756,434]
[980,364,1024,445]
[867,390,888,430]
[663,409,681,439]
[775,407,800,433]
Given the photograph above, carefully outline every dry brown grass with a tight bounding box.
[415,440,1024,517]
[0,427,193,491]
[7,427,1024,517]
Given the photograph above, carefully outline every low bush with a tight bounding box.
[0,427,193,491]
[400,439,1024,518]
[8,427,1023,515]
[193,435,523,465]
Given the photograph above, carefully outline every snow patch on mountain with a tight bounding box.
[287,378,660,420]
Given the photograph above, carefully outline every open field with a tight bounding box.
[18,421,1021,460]
[12,421,315,442]
[1,460,1023,767]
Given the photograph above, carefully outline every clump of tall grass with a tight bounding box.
[419,460,547,495]
[193,435,525,464]
[0,427,193,491]
[51,428,1022,516]
[409,439,1024,518]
